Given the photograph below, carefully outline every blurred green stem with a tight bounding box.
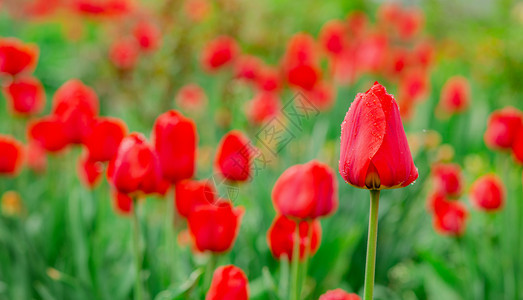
[364,190,380,300]
[132,197,143,300]
[166,186,177,284]
[203,254,217,292]
[299,220,314,298]
[290,220,301,300]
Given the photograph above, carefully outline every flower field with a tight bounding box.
[0,0,522,299]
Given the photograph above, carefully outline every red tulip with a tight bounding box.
[112,190,133,215]
[267,215,321,261]
[398,68,429,103]
[234,55,262,81]
[355,33,388,73]
[286,63,321,91]
[512,130,523,164]
[426,191,452,215]
[174,179,216,218]
[26,142,46,173]
[245,92,281,126]
[153,110,197,183]
[132,20,161,52]
[484,106,523,151]
[71,0,133,16]
[0,135,24,175]
[255,65,281,92]
[438,76,470,115]
[109,133,162,195]
[319,20,348,56]
[273,160,338,219]
[201,36,239,72]
[339,82,418,190]
[215,130,253,182]
[377,2,402,28]
[301,81,336,111]
[433,201,468,236]
[206,265,249,300]
[431,163,463,197]
[413,40,434,69]
[28,116,69,152]
[396,7,424,40]
[187,200,243,253]
[319,289,361,300]
[469,174,505,212]
[83,117,127,162]
[175,83,208,113]
[346,11,368,38]
[183,0,210,22]
[78,152,103,189]
[386,47,410,76]
[0,37,38,76]
[3,76,45,116]
[52,79,99,144]
[283,33,321,90]
[109,37,140,70]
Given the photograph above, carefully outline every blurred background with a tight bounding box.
[0,0,522,299]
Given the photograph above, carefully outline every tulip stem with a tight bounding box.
[290,220,301,300]
[203,254,217,291]
[364,190,380,300]
[132,197,143,300]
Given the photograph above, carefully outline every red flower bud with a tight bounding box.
[83,117,127,162]
[319,20,348,56]
[215,130,253,182]
[396,7,424,40]
[109,37,140,70]
[398,68,429,103]
[187,200,243,253]
[267,215,321,261]
[438,76,470,115]
[245,92,281,126]
[484,106,523,151]
[431,163,463,197]
[153,110,197,183]
[78,152,103,189]
[0,37,38,76]
[283,33,321,90]
[175,83,208,113]
[346,11,368,38]
[52,79,99,144]
[433,201,468,236]
[234,55,262,81]
[205,265,249,300]
[470,174,505,212]
[201,36,239,72]
[112,190,133,215]
[0,135,24,175]
[132,20,161,52]
[339,82,418,190]
[3,76,45,116]
[319,289,361,300]
[300,80,336,111]
[28,116,69,152]
[109,133,162,195]
[286,64,321,91]
[255,65,281,92]
[273,160,338,219]
[174,179,216,218]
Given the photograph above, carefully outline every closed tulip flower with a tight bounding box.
[470,174,505,212]
[234,55,262,81]
[77,152,103,189]
[175,83,208,113]
[52,79,99,144]
[339,82,418,190]
[3,76,45,116]
[267,215,321,261]
[484,106,523,151]
[283,33,321,90]
[273,160,338,219]
[245,92,281,126]
[433,201,468,236]
[438,76,470,115]
[132,20,161,52]
[319,20,348,56]
[215,130,253,182]
[431,163,463,197]
[109,133,162,195]
[153,110,197,183]
[83,117,127,162]
[0,135,24,175]
[513,130,523,164]
[187,200,243,253]
[0,37,38,76]
[206,265,249,300]
[28,116,69,152]
[112,190,133,215]
[255,65,281,92]
[175,179,216,218]
[109,37,140,70]
[319,289,361,300]
[201,36,239,72]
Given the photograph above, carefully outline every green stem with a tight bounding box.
[132,197,143,300]
[203,254,217,291]
[299,220,314,299]
[290,220,301,300]
[166,186,177,284]
[364,190,380,300]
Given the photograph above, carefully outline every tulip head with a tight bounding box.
[3,76,45,116]
[201,36,239,72]
[83,117,127,162]
[0,135,24,176]
[484,106,523,151]
[174,179,216,219]
[470,174,505,212]
[0,37,39,76]
[431,163,463,198]
[433,200,468,237]
[215,130,253,182]
[205,265,249,300]
[339,82,418,190]
[28,116,69,152]
[319,289,361,300]
[267,215,321,261]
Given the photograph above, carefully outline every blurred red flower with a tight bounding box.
[132,20,161,52]
[438,76,470,115]
[205,265,249,300]
[273,160,338,219]
[470,174,505,212]
[26,142,46,173]
[396,7,424,40]
[215,130,253,182]
[77,152,103,189]
[282,33,321,90]
[319,20,348,56]
[319,289,361,300]
[234,55,262,82]
[355,33,388,74]
[267,215,321,261]
[398,68,429,103]
[83,117,127,162]
[201,36,239,72]
[0,135,24,175]
[300,80,336,111]
[346,11,368,39]
[187,200,243,253]
[184,0,210,23]
[153,110,197,183]
[433,200,468,236]
[255,65,281,92]
[484,106,523,151]
[175,83,208,113]
[109,37,140,70]
[28,116,69,152]
[0,37,38,76]
[245,92,281,126]
[174,179,216,219]
[431,163,463,198]
[52,79,99,144]
[339,82,418,189]
[71,0,133,17]
[3,76,45,116]
[112,190,133,215]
